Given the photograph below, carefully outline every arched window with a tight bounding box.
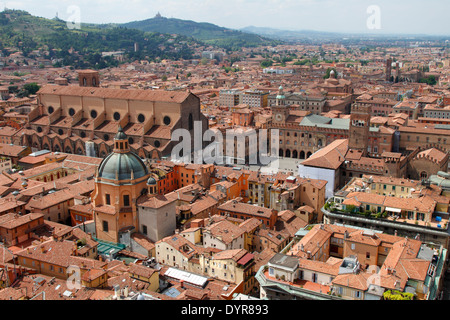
[293,150,298,158]
[279,149,284,157]
[123,194,130,207]
[420,171,428,179]
[285,149,291,158]
[307,152,312,158]
[188,114,194,131]
[318,139,323,148]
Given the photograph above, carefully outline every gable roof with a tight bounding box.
[38,85,192,104]
[301,139,348,170]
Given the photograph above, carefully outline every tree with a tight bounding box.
[260,59,273,68]
[23,83,40,95]
[8,85,18,94]
[201,57,209,65]
[419,75,437,86]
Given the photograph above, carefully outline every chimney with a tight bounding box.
[180,280,185,289]
[73,241,78,255]
[394,230,398,237]
[114,285,120,299]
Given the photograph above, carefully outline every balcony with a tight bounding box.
[324,199,449,232]
[387,216,448,230]
[255,266,343,300]
[119,206,133,214]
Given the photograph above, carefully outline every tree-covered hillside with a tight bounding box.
[0,10,198,68]
[122,15,280,51]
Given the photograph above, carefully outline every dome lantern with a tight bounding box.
[113,125,130,153]
[97,126,149,182]
[147,176,158,195]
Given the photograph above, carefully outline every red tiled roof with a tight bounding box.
[237,252,254,266]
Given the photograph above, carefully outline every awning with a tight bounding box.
[385,207,402,213]
[237,253,254,266]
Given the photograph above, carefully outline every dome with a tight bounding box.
[147,177,157,185]
[98,152,149,181]
[137,293,146,300]
[276,85,285,99]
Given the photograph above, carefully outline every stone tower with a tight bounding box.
[349,104,371,156]
[78,69,100,87]
[386,58,392,81]
[272,86,289,124]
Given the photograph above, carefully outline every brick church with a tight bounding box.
[20,70,208,160]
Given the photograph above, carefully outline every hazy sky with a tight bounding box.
[1,0,449,36]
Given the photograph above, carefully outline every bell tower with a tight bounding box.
[272,86,289,124]
[349,103,371,156]
[78,69,100,87]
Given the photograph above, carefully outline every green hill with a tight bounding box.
[0,10,198,68]
[122,15,280,51]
